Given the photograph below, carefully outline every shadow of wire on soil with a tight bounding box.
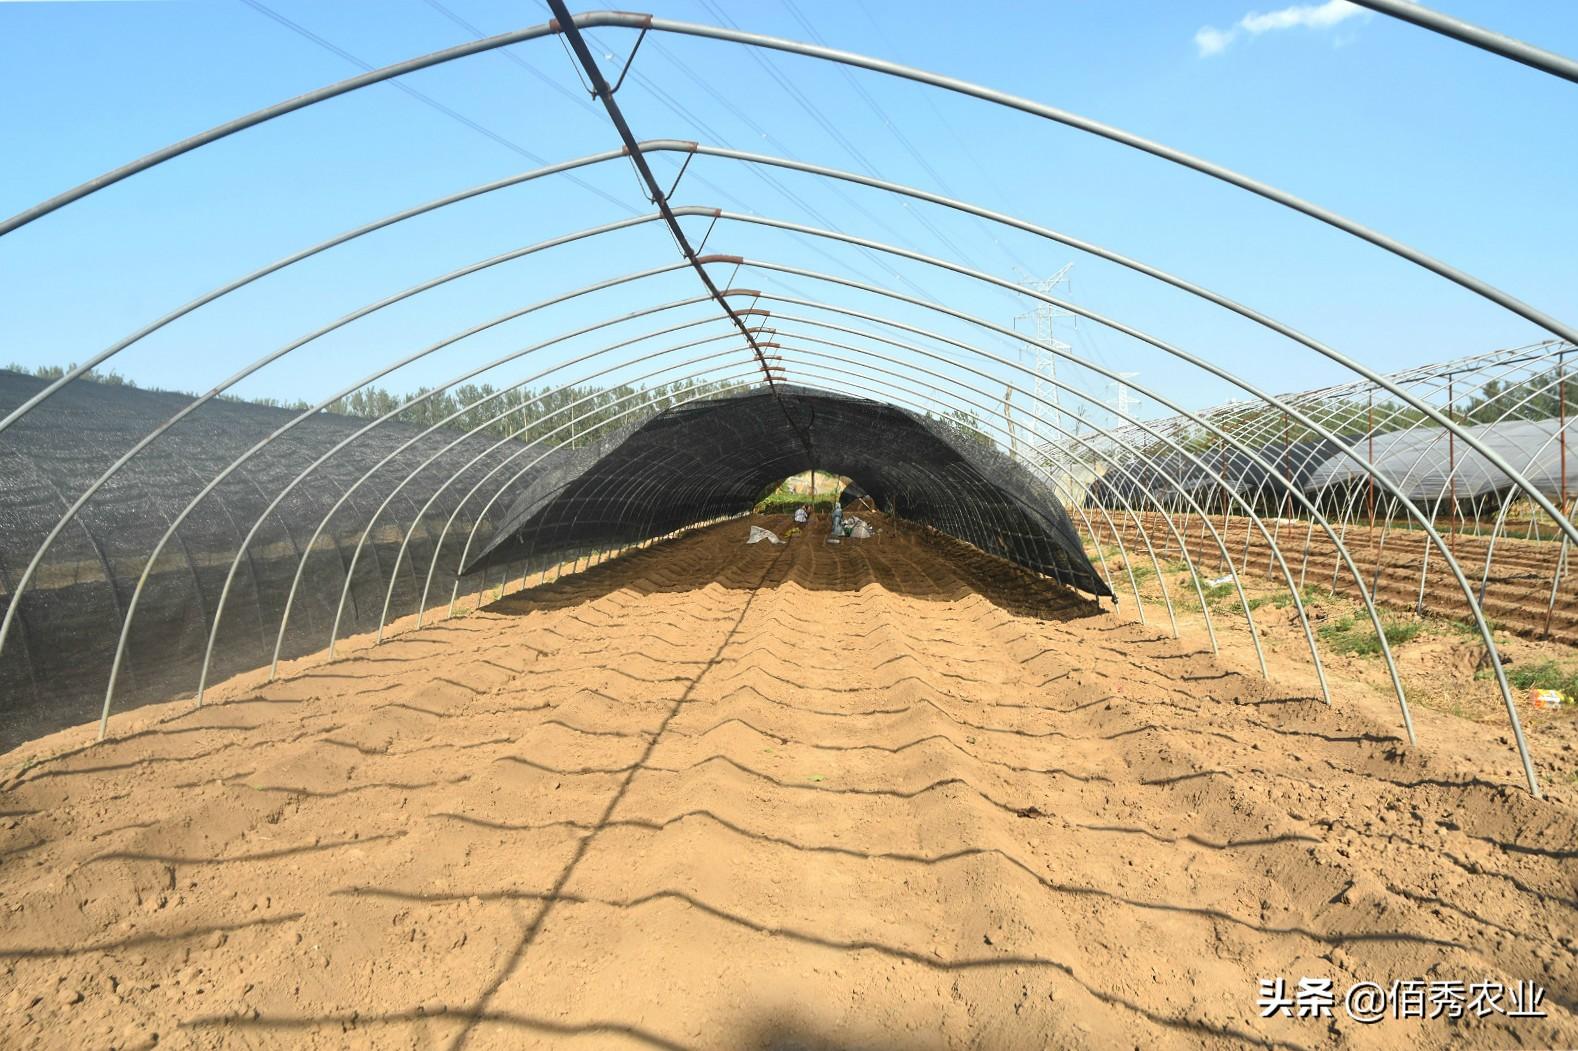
[438,542,798,1051]
[315,881,1309,1049]
[180,1005,1311,1051]
[386,805,1461,950]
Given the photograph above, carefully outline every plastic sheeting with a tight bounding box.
[467,386,1110,597]
[1303,418,1575,502]
[1086,438,1341,511]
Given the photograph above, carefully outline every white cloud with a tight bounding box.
[1242,0,1363,33]
[1194,0,1368,58]
[1193,25,1237,58]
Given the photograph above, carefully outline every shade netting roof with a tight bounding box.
[0,370,538,748]
[467,385,1110,597]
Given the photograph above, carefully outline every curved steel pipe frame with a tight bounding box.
[415,344,1318,751]
[746,316,1222,645]
[3,13,1573,547]
[1348,0,1578,83]
[1246,349,1558,606]
[432,335,1183,643]
[745,275,1399,687]
[67,228,1477,773]
[106,285,735,726]
[258,300,741,678]
[466,386,1081,636]
[510,370,1135,633]
[0,7,1569,794]
[414,295,1293,699]
[439,299,1285,661]
[197,326,753,706]
[365,345,761,651]
[756,330,1291,686]
[439,366,1104,635]
[750,348,1190,628]
[733,261,1535,778]
[0,213,687,666]
[1281,348,1573,616]
[0,147,632,437]
[9,175,1571,716]
[219,361,759,711]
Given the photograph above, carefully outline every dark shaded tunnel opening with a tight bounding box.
[464,385,1111,599]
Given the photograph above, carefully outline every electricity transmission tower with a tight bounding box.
[1110,371,1141,429]
[1011,264,1076,452]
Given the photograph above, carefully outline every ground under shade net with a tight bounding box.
[2,520,1574,1050]
[466,385,1110,598]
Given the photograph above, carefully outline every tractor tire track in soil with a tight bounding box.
[2,514,1575,1050]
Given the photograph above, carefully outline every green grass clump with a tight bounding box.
[1495,659,1578,697]
[1317,613,1421,657]
[1271,584,1328,609]
[1216,594,1275,615]
[1199,580,1236,603]
[1443,615,1505,638]
[755,494,837,514]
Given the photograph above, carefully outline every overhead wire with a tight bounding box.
[627,36,951,307]
[506,0,947,308]
[596,54,929,293]
[741,0,1082,390]
[847,0,1044,279]
[691,0,961,280]
[237,0,638,216]
[778,0,1033,303]
[420,0,600,115]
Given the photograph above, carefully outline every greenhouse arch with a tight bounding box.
[0,6,1571,795]
[4,2,1578,1045]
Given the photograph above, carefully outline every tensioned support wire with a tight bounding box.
[545,0,815,465]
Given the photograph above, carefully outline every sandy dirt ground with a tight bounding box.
[2,514,1576,1050]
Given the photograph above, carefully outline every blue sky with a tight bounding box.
[1,0,1574,438]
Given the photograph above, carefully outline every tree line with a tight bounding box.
[3,362,737,449]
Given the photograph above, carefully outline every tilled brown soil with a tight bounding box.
[1,516,1575,1050]
[1092,510,1578,644]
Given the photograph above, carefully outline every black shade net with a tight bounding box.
[0,372,544,751]
[466,385,1110,598]
[0,377,1108,752]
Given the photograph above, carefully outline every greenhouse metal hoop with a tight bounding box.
[0,3,1569,798]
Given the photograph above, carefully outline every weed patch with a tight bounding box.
[1482,659,1578,696]
[1318,613,1421,657]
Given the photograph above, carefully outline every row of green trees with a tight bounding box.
[1114,363,1577,464]
[3,362,737,449]
[322,377,737,448]
[17,358,1565,460]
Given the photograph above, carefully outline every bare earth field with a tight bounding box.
[2,514,1575,1050]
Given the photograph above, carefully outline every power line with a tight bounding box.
[777,0,1025,296]
[238,0,637,216]
[848,0,1041,277]
[420,0,598,115]
[628,34,945,306]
